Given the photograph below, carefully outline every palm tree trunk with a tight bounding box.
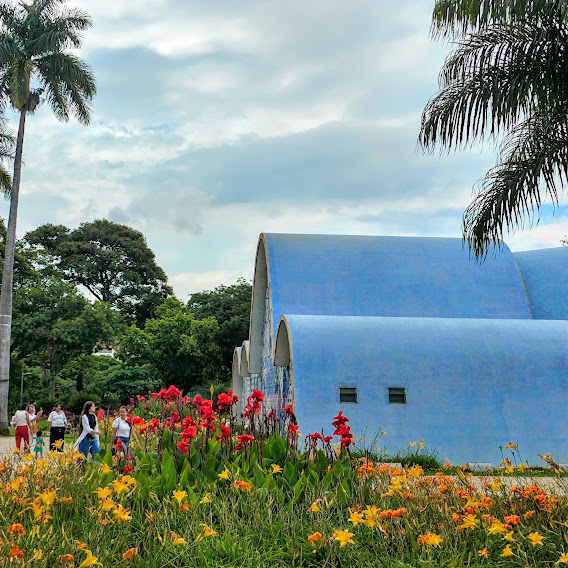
[0,110,26,433]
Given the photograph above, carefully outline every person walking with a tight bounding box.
[48,404,67,451]
[75,401,100,459]
[11,404,32,453]
[111,406,136,454]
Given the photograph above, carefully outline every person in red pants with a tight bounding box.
[11,403,32,453]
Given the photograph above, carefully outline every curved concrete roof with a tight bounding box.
[275,314,568,464]
[250,233,531,372]
[514,247,568,320]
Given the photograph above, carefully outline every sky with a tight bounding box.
[3,0,568,299]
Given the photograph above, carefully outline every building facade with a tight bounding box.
[232,233,568,465]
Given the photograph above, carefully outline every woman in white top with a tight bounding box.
[74,401,100,458]
[111,406,135,452]
[12,403,31,452]
[48,404,68,451]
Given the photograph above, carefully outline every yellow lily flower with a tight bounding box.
[172,535,187,546]
[100,464,112,475]
[458,514,479,530]
[39,491,56,507]
[307,501,320,512]
[271,464,283,474]
[79,550,102,567]
[111,479,129,495]
[348,508,364,526]
[488,520,508,534]
[200,495,211,504]
[200,524,218,538]
[100,498,116,511]
[500,544,514,557]
[504,532,515,542]
[218,467,230,480]
[94,487,113,500]
[113,504,132,522]
[332,529,355,548]
[528,532,544,547]
[558,553,568,564]
[172,490,186,504]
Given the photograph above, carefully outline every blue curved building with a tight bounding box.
[233,233,568,465]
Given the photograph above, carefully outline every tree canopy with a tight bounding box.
[25,220,172,324]
[420,0,568,256]
[188,278,252,373]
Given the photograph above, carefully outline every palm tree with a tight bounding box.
[0,0,96,432]
[419,0,568,257]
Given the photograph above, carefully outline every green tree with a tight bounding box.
[119,298,224,392]
[12,278,114,399]
[25,220,172,325]
[0,0,96,432]
[419,0,568,257]
[187,278,252,373]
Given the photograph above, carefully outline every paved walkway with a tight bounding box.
[0,434,55,455]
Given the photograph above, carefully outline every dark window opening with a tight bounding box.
[388,387,406,404]
[339,387,358,403]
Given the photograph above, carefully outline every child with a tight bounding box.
[34,430,44,458]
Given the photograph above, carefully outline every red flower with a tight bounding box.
[218,390,238,410]
[220,424,231,440]
[237,434,254,445]
[193,394,203,407]
[177,440,189,454]
[289,423,299,437]
[282,405,293,416]
[123,465,133,474]
[322,436,333,443]
[181,426,196,440]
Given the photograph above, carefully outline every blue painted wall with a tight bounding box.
[278,315,568,465]
[514,247,568,320]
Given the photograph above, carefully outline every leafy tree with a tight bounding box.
[0,0,96,432]
[119,298,224,392]
[12,278,115,398]
[419,0,568,257]
[187,278,252,373]
[25,220,172,325]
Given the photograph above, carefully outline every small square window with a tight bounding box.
[388,387,406,404]
[339,387,358,403]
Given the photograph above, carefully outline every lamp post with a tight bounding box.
[20,371,33,406]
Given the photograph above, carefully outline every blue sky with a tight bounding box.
[3,0,567,299]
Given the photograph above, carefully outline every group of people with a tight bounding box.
[11,400,136,460]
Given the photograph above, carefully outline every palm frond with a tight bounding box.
[29,6,92,54]
[463,107,568,257]
[419,19,568,151]
[0,2,26,39]
[8,58,32,109]
[0,33,22,64]
[34,52,95,124]
[432,0,568,38]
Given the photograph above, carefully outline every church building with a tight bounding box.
[232,233,568,465]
